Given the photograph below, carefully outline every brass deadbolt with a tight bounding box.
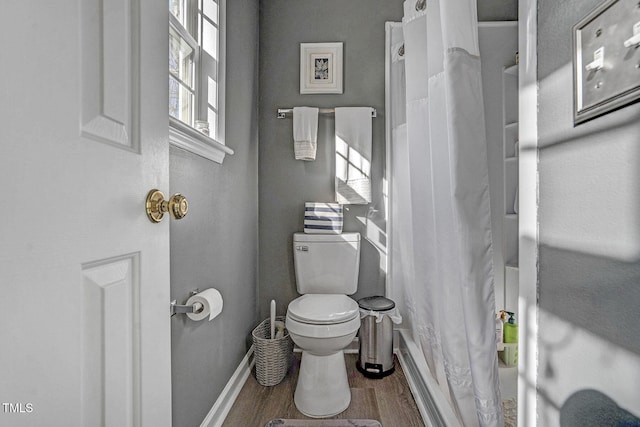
[146,189,189,223]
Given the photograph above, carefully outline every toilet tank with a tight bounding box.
[293,232,360,294]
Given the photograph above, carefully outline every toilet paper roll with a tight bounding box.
[186,288,223,321]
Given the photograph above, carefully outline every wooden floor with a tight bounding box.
[222,353,425,427]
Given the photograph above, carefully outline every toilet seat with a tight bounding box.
[287,294,359,324]
[286,312,361,339]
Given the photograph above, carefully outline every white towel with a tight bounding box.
[293,107,319,161]
[335,107,372,204]
[303,202,343,234]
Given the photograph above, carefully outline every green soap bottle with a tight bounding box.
[503,311,518,343]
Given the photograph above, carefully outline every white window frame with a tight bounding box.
[169,0,233,164]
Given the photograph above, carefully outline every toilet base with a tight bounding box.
[294,350,351,418]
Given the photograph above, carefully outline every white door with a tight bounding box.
[0,1,172,426]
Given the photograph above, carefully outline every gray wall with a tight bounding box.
[170,1,259,426]
[538,0,640,424]
[478,0,518,21]
[258,0,404,319]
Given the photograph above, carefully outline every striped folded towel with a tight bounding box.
[304,202,343,234]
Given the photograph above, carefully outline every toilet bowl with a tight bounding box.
[286,294,360,418]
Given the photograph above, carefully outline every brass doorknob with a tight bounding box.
[145,189,189,223]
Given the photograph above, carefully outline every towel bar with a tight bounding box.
[277,107,377,119]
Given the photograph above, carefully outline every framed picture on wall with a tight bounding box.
[300,42,343,94]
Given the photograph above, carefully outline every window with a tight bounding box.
[169,0,232,163]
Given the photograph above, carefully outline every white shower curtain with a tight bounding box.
[389,1,503,425]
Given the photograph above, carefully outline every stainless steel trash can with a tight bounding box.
[357,296,396,378]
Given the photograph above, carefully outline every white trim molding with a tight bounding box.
[170,117,234,164]
[200,347,254,427]
[518,0,539,426]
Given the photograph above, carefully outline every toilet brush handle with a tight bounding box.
[270,300,276,339]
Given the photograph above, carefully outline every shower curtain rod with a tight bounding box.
[276,107,377,119]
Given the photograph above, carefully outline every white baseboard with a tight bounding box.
[200,346,255,427]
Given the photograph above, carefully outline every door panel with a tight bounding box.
[81,0,138,151]
[82,253,140,427]
[0,0,171,426]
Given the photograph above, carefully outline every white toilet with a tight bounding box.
[285,232,361,418]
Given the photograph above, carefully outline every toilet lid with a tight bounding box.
[287,294,359,324]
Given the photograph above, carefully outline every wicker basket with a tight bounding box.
[252,316,293,386]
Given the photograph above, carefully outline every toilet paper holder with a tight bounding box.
[170,289,205,317]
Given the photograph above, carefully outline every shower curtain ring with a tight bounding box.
[415,0,426,11]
